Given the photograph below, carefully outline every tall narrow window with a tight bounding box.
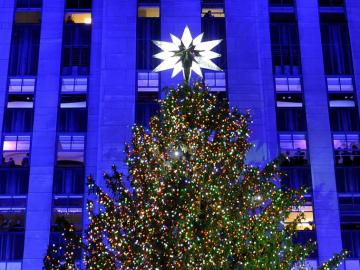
[320,14,353,75]
[270,14,302,75]
[9,24,41,76]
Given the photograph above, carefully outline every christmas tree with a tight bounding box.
[44,82,346,269]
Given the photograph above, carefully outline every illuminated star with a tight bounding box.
[153,26,222,83]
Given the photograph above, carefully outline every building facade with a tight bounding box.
[0,0,359,269]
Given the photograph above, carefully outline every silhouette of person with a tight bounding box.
[22,153,30,167]
[204,10,214,18]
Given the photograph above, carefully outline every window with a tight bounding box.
[8,78,36,93]
[0,169,29,195]
[204,72,226,92]
[269,0,294,6]
[57,135,85,166]
[138,6,160,18]
[274,77,302,92]
[282,167,312,190]
[0,232,25,261]
[319,0,344,6]
[7,94,34,109]
[53,167,84,195]
[58,95,87,132]
[14,11,41,24]
[277,94,307,131]
[285,202,314,231]
[329,95,360,132]
[327,77,354,92]
[52,196,83,230]
[137,72,159,92]
[16,0,42,8]
[3,109,34,133]
[137,7,160,70]
[333,134,360,166]
[341,225,360,258]
[64,12,92,24]
[9,25,41,76]
[136,92,159,129]
[61,77,88,93]
[2,136,31,167]
[202,4,226,69]
[0,211,26,231]
[279,134,308,166]
[336,167,360,193]
[66,0,92,9]
[62,24,91,76]
[270,15,302,75]
[320,14,353,75]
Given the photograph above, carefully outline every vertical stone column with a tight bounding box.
[225,0,278,164]
[161,0,201,88]
[346,0,360,119]
[94,0,137,180]
[296,0,343,265]
[0,0,15,140]
[22,0,64,269]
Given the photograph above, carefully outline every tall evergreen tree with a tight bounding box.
[44,82,346,269]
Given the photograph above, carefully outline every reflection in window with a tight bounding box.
[341,225,360,258]
[57,135,85,166]
[279,133,308,166]
[333,134,360,166]
[2,136,31,167]
[282,167,312,190]
[274,77,302,92]
[52,196,83,231]
[0,211,26,232]
[16,0,42,8]
[327,77,354,92]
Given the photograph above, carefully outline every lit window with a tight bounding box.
[279,134,308,165]
[7,95,34,109]
[275,77,302,92]
[327,77,354,92]
[276,94,303,108]
[61,77,88,93]
[64,12,92,24]
[60,94,87,109]
[2,136,31,167]
[329,93,355,108]
[138,6,160,18]
[137,72,159,92]
[57,135,85,166]
[8,78,36,93]
[333,134,360,166]
[204,71,226,92]
[52,195,83,230]
[285,203,314,231]
[201,8,225,18]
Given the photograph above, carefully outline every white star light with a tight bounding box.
[153,26,222,82]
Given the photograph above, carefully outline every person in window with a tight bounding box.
[22,153,30,167]
[66,15,75,24]
[204,10,214,18]
[7,158,16,167]
[336,147,343,165]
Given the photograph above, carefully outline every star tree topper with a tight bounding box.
[153,26,222,83]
